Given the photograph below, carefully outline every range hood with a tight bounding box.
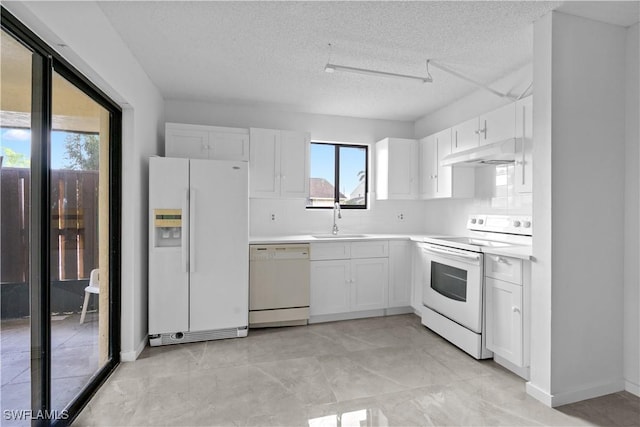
[441,138,518,167]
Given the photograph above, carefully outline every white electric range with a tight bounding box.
[419,214,532,359]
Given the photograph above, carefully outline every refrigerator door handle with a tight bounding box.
[182,188,189,273]
[189,188,196,273]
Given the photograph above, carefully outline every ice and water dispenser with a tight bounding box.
[153,209,182,247]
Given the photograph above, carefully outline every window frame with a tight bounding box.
[307,141,368,210]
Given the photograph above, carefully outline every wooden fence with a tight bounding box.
[1,167,99,284]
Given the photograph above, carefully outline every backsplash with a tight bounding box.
[250,198,427,236]
[424,165,532,236]
[250,165,531,237]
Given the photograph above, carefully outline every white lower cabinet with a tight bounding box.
[389,241,411,308]
[485,277,523,366]
[310,260,350,316]
[484,255,530,372]
[351,258,388,311]
[411,242,427,312]
[310,241,389,317]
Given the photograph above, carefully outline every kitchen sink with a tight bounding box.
[312,234,369,239]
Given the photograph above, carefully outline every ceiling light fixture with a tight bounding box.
[427,59,520,101]
[324,63,433,84]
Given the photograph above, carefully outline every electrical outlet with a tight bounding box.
[396,212,405,221]
[270,213,276,221]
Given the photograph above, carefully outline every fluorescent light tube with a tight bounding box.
[324,63,432,83]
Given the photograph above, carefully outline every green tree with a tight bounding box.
[1,147,30,168]
[64,132,99,170]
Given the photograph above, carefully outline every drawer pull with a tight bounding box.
[512,306,521,314]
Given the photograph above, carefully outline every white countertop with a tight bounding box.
[249,233,414,244]
[249,233,533,261]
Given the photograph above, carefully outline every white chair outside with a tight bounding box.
[80,269,99,324]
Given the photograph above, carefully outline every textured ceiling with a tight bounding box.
[97,1,637,121]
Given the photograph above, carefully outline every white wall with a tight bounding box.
[529,11,627,406]
[624,23,640,396]
[164,100,424,235]
[413,65,534,236]
[4,1,165,361]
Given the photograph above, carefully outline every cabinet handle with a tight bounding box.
[492,255,507,264]
[512,306,521,314]
[455,130,458,148]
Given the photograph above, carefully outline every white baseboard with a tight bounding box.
[526,381,553,407]
[385,306,414,315]
[626,379,640,397]
[309,309,385,324]
[528,378,629,407]
[551,379,624,406]
[120,335,147,362]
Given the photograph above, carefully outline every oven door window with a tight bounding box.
[431,261,467,302]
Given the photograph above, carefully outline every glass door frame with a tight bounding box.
[1,8,122,426]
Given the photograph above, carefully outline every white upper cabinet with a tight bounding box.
[451,117,480,153]
[419,129,474,200]
[249,128,310,199]
[478,102,516,146]
[165,123,249,161]
[515,96,533,193]
[434,128,453,198]
[419,135,437,199]
[280,130,310,198]
[375,138,419,200]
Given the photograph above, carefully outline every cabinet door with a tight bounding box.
[209,131,249,161]
[419,135,437,199]
[165,127,209,159]
[310,260,350,316]
[434,129,452,198]
[411,243,426,312]
[485,277,523,366]
[280,130,310,198]
[515,96,533,193]
[389,241,411,308]
[351,258,388,312]
[249,128,280,198]
[451,117,479,153]
[479,103,516,146]
[388,139,419,199]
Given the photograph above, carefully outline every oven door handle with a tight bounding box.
[424,245,481,261]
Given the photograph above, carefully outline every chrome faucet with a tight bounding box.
[332,202,342,235]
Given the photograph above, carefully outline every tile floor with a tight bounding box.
[74,314,639,426]
[1,311,100,425]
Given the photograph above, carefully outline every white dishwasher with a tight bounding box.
[249,244,310,327]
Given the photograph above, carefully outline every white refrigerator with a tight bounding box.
[148,157,248,346]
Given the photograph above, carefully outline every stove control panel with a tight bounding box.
[467,215,532,236]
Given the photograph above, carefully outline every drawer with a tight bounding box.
[310,242,350,260]
[484,254,522,285]
[350,241,389,259]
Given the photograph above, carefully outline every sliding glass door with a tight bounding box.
[1,8,121,426]
[49,71,111,413]
[0,24,33,422]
